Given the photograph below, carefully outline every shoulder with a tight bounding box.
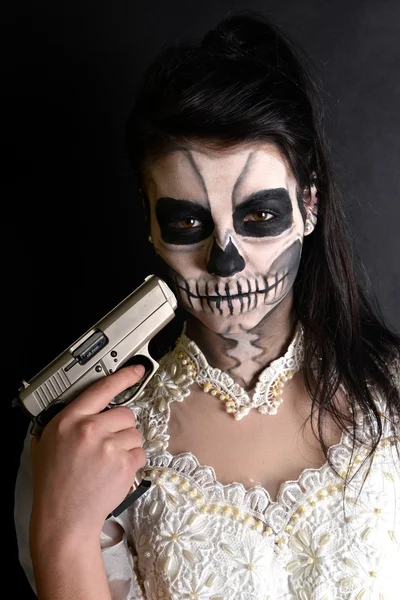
[363,348,400,439]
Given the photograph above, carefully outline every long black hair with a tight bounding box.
[124,9,400,469]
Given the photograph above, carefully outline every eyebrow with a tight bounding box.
[235,188,291,210]
[155,188,291,212]
[155,197,211,210]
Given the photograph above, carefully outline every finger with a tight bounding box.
[127,446,147,471]
[63,365,145,417]
[96,406,137,433]
[112,427,143,451]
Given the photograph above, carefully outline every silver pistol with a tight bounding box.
[16,274,178,516]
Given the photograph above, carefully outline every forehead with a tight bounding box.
[143,141,296,202]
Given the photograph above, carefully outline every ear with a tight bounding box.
[302,173,318,236]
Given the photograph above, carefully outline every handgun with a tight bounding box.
[15,274,178,516]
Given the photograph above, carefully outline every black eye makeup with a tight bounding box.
[155,188,293,245]
[156,198,214,245]
[234,188,293,237]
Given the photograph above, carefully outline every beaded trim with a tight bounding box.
[174,323,304,419]
[139,465,346,544]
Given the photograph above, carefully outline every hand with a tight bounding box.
[30,365,147,540]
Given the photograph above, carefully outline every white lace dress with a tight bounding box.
[14,336,400,600]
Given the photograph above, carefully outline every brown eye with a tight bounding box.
[178,217,201,228]
[244,210,274,222]
[253,211,268,221]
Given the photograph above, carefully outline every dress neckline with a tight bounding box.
[132,337,370,532]
[143,413,354,534]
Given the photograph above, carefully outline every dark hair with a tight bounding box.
[125,10,400,473]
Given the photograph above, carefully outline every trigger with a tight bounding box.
[110,382,142,405]
[110,355,153,406]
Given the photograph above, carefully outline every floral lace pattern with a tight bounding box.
[124,342,400,599]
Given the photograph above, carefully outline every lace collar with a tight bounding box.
[169,321,304,420]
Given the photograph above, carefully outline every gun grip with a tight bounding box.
[107,478,151,519]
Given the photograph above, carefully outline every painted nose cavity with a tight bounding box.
[207,238,245,277]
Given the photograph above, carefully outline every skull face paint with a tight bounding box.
[143,142,316,334]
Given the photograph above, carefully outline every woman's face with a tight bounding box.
[143,141,317,334]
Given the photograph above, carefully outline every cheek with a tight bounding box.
[152,236,211,279]
[267,239,302,284]
[243,223,300,273]
[260,239,302,307]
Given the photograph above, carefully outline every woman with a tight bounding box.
[15,10,400,599]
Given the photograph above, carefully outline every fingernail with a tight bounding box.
[132,364,145,378]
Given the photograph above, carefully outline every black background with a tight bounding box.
[4,0,400,595]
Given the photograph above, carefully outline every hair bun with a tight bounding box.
[201,13,279,61]
[201,11,316,100]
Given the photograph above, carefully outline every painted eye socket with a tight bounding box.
[176,217,202,229]
[244,210,276,223]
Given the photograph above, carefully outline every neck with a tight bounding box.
[185,292,297,391]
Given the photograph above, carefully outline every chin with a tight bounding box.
[181,298,284,334]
